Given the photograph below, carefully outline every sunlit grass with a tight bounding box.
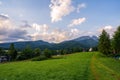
[0,52,120,80]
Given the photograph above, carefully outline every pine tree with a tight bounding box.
[98,30,111,55]
[112,26,120,54]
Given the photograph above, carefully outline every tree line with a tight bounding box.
[98,26,120,56]
[0,43,88,61]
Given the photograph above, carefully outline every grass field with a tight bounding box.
[0,52,120,80]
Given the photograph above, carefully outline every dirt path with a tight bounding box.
[90,55,100,80]
[91,53,120,80]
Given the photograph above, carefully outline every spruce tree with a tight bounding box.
[98,30,111,55]
[112,26,120,54]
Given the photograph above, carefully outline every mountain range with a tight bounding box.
[0,36,98,50]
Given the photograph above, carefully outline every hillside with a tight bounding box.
[0,52,120,80]
[0,36,98,50]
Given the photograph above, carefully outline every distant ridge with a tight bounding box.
[0,36,98,50]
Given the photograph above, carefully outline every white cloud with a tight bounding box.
[0,14,13,30]
[98,25,116,37]
[104,25,113,30]
[49,0,75,22]
[0,14,31,42]
[71,28,79,34]
[68,17,86,27]
[31,28,69,43]
[98,25,114,32]
[32,23,49,32]
[77,3,86,13]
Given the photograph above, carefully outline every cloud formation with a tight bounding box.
[77,3,86,13]
[31,29,69,43]
[31,23,69,43]
[0,14,83,43]
[32,23,49,32]
[49,0,74,22]
[68,17,86,27]
[31,23,83,43]
[98,25,116,37]
[0,14,31,43]
[0,14,13,30]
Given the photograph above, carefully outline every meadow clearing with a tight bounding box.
[0,52,120,80]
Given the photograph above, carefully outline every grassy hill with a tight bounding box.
[0,52,120,80]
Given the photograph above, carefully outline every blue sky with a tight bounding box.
[0,0,120,43]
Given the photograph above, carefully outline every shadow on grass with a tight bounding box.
[50,55,66,60]
[31,55,66,62]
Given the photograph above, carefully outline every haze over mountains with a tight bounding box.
[0,36,98,50]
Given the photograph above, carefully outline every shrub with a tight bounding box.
[44,49,52,58]
[32,55,47,61]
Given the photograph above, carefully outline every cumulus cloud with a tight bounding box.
[68,17,86,27]
[49,0,75,22]
[77,3,86,13]
[98,25,114,32]
[50,29,68,42]
[31,27,69,43]
[104,26,113,30]
[70,28,79,34]
[98,25,116,37]
[32,23,49,32]
[69,28,80,39]
[0,14,31,42]
[0,14,13,30]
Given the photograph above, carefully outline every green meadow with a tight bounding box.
[0,52,120,80]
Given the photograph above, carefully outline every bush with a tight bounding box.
[44,49,52,58]
[32,55,47,61]
[16,54,26,60]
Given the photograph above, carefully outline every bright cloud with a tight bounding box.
[32,23,49,32]
[0,14,13,29]
[98,25,116,37]
[71,28,79,34]
[98,25,114,32]
[49,0,75,22]
[77,3,86,13]
[68,17,86,27]
[104,25,113,30]
[0,13,83,43]
[0,14,31,42]
[31,29,69,43]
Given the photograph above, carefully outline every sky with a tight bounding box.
[0,0,120,43]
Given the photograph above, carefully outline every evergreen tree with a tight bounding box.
[22,45,33,59]
[0,48,5,56]
[8,43,17,60]
[98,30,111,55]
[112,26,120,54]
[34,48,41,56]
[43,48,52,58]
